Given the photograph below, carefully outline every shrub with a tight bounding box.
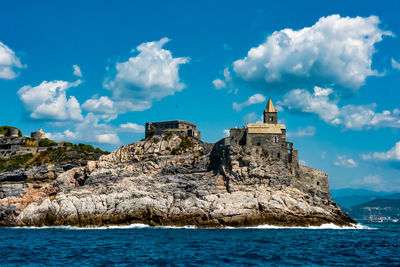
[62,142,73,147]
[171,136,194,155]
[38,138,57,147]
[163,131,174,141]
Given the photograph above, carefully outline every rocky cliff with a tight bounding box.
[0,135,355,227]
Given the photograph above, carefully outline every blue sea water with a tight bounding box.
[0,223,399,266]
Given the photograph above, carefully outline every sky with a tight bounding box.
[1,0,400,192]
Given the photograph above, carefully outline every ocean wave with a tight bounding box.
[8,223,375,230]
[235,223,376,230]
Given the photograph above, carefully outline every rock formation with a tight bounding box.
[0,135,355,227]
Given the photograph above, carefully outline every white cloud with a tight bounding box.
[119,123,145,133]
[362,142,400,161]
[392,58,400,70]
[104,37,189,109]
[212,67,236,93]
[243,112,258,123]
[299,160,307,165]
[278,87,339,123]
[334,155,358,168]
[233,15,392,92]
[48,113,120,145]
[72,64,82,77]
[223,129,230,137]
[96,134,119,144]
[212,79,226,89]
[0,41,23,80]
[18,80,83,121]
[233,93,266,111]
[287,126,316,137]
[224,67,232,83]
[278,87,400,130]
[349,174,399,192]
[362,175,383,185]
[82,96,151,122]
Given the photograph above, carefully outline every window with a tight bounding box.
[317,182,320,186]
[257,142,261,146]
[274,136,278,143]
[277,153,280,158]
[269,117,273,121]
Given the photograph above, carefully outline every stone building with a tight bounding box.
[145,120,201,140]
[0,127,51,159]
[227,99,298,168]
[31,128,45,140]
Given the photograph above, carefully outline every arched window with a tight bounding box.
[274,136,278,143]
[269,117,273,121]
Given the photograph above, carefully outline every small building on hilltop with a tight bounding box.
[31,128,46,141]
[0,127,53,159]
[227,99,298,169]
[145,120,201,140]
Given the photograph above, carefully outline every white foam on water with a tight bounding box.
[8,223,375,230]
[239,223,375,230]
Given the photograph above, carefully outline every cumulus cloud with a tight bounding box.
[0,41,23,79]
[223,129,230,137]
[212,79,226,89]
[392,58,400,70]
[119,123,145,133]
[278,87,400,130]
[233,15,392,92]
[362,142,400,161]
[212,67,236,93]
[72,64,82,77]
[82,96,151,122]
[104,37,189,108]
[243,112,260,123]
[334,155,358,168]
[233,93,266,111]
[18,80,83,121]
[287,126,316,137]
[48,113,120,145]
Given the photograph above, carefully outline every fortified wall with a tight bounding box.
[145,120,201,140]
[0,128,52,159]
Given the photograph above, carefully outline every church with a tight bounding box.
[228,99,298,169]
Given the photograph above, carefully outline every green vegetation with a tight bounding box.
[38,138,57,147]
[0,126,22,137]
[0,142,109,172]
[0,154,34,172]
[171,136,194,155]
[163,131,174,141]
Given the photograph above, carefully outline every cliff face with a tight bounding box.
[0,135,354,227]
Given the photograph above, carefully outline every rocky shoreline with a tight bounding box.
[0,135,355,227]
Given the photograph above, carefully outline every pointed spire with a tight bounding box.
[265,98,277,113]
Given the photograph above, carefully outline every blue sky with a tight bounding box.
[1,0,400,191]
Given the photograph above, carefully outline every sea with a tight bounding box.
[0,222,399,266]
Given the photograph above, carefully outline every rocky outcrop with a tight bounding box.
[0,135,354,227]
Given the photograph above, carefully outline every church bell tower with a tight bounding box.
[263,98,277,124]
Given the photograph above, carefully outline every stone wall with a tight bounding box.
[145,121,201,139]
[298,165,330,199]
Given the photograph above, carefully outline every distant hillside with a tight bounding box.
[343,198,400,220]
[330,188,400,208]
